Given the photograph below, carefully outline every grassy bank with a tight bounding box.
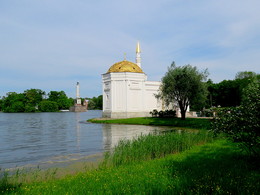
[103,130,214,167]
[2,139,259,194]
[1,130,259,194]
[88,117,212,130]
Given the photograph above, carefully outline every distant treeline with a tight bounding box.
[204,71,260,109]
[0,89,103,112]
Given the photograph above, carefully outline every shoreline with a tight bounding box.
[5,153,104,179]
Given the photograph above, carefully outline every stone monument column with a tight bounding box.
[76,82,81,105]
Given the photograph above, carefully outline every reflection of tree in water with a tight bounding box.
[102,124,171,151]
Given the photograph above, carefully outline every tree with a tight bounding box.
[235,71,257,79]
[48,91,73,110]
[0,99,3,111]
[212,78,260,156]
[207,72,259,108]
[38,100,59,112]
[24,89,45,106]
[160,62,208,120]
[23,89,45,112]
[1,92,26,112]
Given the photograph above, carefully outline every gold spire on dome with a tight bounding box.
[107,60,144,73]
[136,41,141,53]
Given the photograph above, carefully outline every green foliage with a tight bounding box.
[0,99,3,111]
[207,72,259,108]
[24,89,45,107]
[149,109,176,118]
[48,91,73,110]
[38,100,59,112]
[235,71,257,79]
[87,95,103,110]
[1,92,26,112]
[160,62,208,119]
[0,89,73,112]
[212,79,260,156]
[24,104,37,112]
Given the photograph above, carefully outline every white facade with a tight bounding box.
[102,72,162,118]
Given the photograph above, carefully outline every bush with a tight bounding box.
[38,101,59,112]
[150,109,176,118]
[212,79,260,156]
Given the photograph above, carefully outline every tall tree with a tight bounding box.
[160,62,208,120]
[24,89,45,112]
[235,71,257,79]
[48,91,73,110]
[24,89,45,106]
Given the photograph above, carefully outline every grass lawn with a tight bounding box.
[3,139,259,194]
[88,117,212,130]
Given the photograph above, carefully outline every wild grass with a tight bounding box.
[2,139,259,194]
[102,130,214,167]
[88,117,212,130]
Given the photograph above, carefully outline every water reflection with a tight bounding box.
[102,124,172,150]
[0,111,175,170]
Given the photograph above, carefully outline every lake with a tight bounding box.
[0,111,171,170]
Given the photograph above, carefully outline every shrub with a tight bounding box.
[38,100,59,112]
[149,109,159,117]
[212,79,260,156]
[150,109,176,118]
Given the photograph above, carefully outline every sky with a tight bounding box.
[0,0,259,98]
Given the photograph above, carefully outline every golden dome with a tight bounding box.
[107,60,144,73]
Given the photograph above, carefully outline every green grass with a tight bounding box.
[103,130,214,167]
[2,116,258,194]
[3,139,259,194]
[88,117,212,130]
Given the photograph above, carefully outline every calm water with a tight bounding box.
[0,111,170,169]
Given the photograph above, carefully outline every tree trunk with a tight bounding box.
[178,101,187,120]
[180,109,186,120]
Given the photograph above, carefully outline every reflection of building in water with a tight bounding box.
[102,124,168,150]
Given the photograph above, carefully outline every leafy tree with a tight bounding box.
[87,95,103,110]
[159,62,208,119]
[38,100,59,112]
[208,80,240,107]
[48,91,73,110]
[207,72,259,108]
[235,71,257,79]
[212,78,260,156]
[24,89,45,106]
[1,92,26,112]
[0,99,3,111]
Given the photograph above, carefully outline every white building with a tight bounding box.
[102,42,162,118]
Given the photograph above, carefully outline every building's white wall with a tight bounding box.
[102,72,162,118]
[144,81,162,111]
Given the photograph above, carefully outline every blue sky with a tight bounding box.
[1,0,259,98]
